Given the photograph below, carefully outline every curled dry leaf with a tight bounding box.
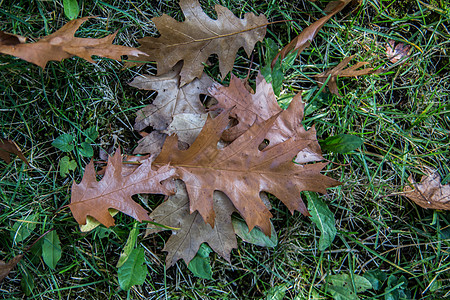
[402,171,450,210]
[0,254,24,282]
[70,149,175,227]
[0,138,30,166]
[386,40,411,63]
[0,31,26,46]
[271,0,352,68]
[0,17,145,68]
[314,55,379,96]
[146,180,237,266]
[154,110,341,235]
[128,0,267,86]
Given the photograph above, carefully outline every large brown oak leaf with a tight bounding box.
[0,17,145,68]
[70,149,175,227]
[154,110,341,235]
[146,180,237,266]
[129,0,267,86]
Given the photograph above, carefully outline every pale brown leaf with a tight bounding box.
[402,171,450,210]
[0,138,30,166]
[154,110,341,235]
[0,17,145,68]
[0,254,23,282]
[70,149,175,227]
[146,180,237,266]
[314,55,378,96]
[129,0,267,86]
[271,0,351,68]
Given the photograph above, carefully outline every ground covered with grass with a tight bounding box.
[1,0,449,299]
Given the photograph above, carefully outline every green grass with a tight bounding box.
[1,0,449,299]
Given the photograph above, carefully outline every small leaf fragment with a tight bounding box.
[59,156,77,177]
[63,0,80,20]
[232,217,277,247]
[0,254,24,282]
[0,138,29,166]
[319,134,363,153]
[118,247,147,290]
[117,223,138,268]
[305,191,336,251]
[42,230,62,270]
[11,214,38,243]
[187,243,213,279]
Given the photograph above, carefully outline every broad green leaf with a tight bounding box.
[118,247,147,290]
[20,268,34,296]
[42,230,62,270]
[52,134,75,152]
[11,214,37,243]
[232,217,277,247]
[80,209,119,232]
[117,223,139,268]
[305,191,336,251]
[266,284,287,300]
[187,243,213,279]
[83,127,98,143]
[319,134,363,154]
[59,156,77,177]
[78,142,94,157]
[63,0,79,20]
[327,274,372,300]
[363,270,387,291]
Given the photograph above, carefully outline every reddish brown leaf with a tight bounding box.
[386,40,411,63]
[146,180,237,266]
[314,55,379,96]
[0,138,30,166]
[402,171,450,210]
[0,17,145,68]
[154,110,341,235]
[70,149,175,227]
[0,254,23,282]
[128,0,267,86]
[271,0,351,68]
[0,31,26,46]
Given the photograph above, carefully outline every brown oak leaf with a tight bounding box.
[271,0,351,68]
[154,110,341,235]
[0,17,145,68]
[386,40,411,63]
[70,149,175,227]
[314,55,379,96]
[402,171,450,210]
[146,180,237,266]
[0,138,30,166]
[0,254,24,282]
[209,73,323,163]
[129,0,267,86]
[0,31,26,46]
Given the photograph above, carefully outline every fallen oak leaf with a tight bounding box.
[0,254,24,282]
[146,180,237,266]
[154,110,341,235]
[128,0,267,86]
[0,17,146,68]
[314,55,379,96]
[271,0,352,68]
[70,149,175,227]
[0,31,26,46]
[402,171,450,210]
[0,138,30,166]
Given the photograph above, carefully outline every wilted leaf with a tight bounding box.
[118,247,148,290]
[187,243,213,279]
[326,273,372,300]
[79,209,119,232]
[146,180,237,266]
[70,149,175,227]
[305,191,336,251]
[271,0,352,68]
[0,254,24,282]
[0,31,26,46]
[386,40,411,63]
[319,134,364,153]
[11,213,38,243]
[314,55,379,96]
[129,0,267,86]
[0,17,145,68]
[42,230,61,270]
[164,113,208,145]
[232,217,277,247]
[0,138,29,166]
[154,110,341,236]
[402,171,450,210]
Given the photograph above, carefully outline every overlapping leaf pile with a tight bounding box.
[63,0,376,267]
